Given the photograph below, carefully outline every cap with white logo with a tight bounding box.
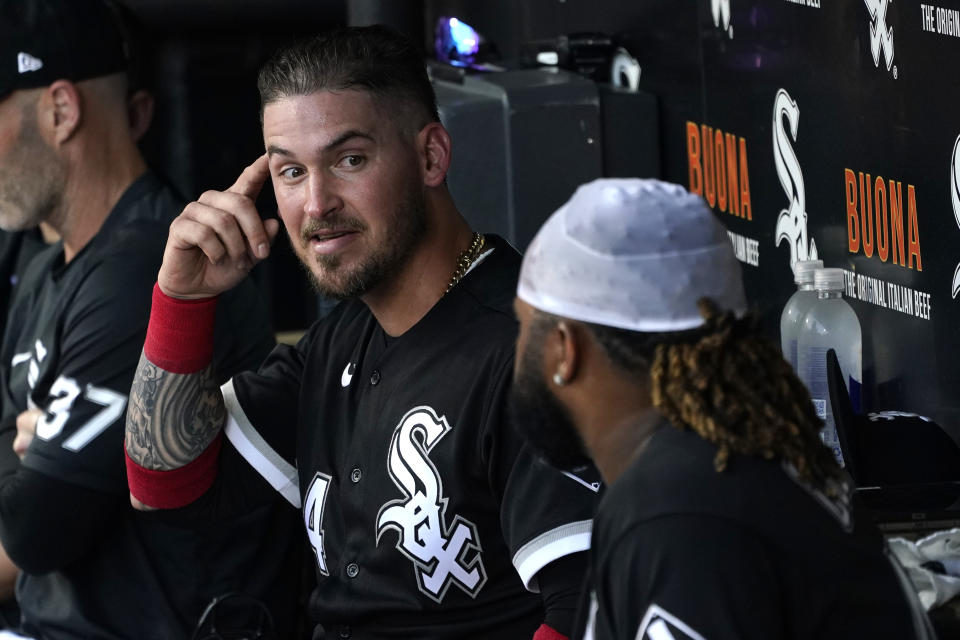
[517,178,747,332]
[0,0,129,100]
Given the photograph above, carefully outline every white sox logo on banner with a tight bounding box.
[950,135,960,298]
[711,0,732,38]
[773,89,817,270]
[864,0,897,77]
[377,406,487,603]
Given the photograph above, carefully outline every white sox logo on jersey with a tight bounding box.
[376,406,487,603]
[773,89,817,271]
[636,604,707,640]
[864,0,895,75]
[950,134,960,298]
[582,600,706,640]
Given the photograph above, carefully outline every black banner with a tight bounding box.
[685,0,960,437]
[428,0,960,438]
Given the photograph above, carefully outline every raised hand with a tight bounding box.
[158,155,281,299]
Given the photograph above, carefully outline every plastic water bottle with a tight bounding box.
[797,268,862,467]
[780,259,823,372]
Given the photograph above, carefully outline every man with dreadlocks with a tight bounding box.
[508,178,935,640]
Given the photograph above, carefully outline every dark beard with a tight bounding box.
[303,189,427,300]
[508,338,592,472]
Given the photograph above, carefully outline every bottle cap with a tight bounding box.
[814,268,846,292]
[792,259,824,285]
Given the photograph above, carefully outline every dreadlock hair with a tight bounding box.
[584,298,844,496]
[257,25,440,132]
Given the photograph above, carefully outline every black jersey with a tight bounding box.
[0,173,299,640]
[223,235,599,639]
[0,229,45,343]
[578,425,934,640]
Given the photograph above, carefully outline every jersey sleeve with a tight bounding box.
[0,464,121,574]
[218,334,306,509]
[589,514,783,640]
[483,357,601,591]
[20,260,155,493]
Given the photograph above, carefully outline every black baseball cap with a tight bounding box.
[0,0,129,100]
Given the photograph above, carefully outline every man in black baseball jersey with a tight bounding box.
[509,178,936,640]
[0,1,300,638]
[125,25,598,640]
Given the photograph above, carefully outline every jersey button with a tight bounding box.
[346,562,359,578]
[370,369,381,385]
[350,468,362,483]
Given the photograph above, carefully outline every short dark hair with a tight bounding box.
[257,25,440,130]
[528,307,702,382]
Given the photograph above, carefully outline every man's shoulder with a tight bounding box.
[8,242,151,337]
[68,176,183,288]
[602,428,777,533]
[455,234,521,322]
[67,244,162,310]
[114,171,184,224]
[94,172,183,253]
[600,426,861,548]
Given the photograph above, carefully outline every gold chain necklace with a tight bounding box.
[444,232,485,295]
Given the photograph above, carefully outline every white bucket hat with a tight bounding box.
[517,178,747,332]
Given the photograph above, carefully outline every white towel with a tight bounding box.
[888,528,960,610]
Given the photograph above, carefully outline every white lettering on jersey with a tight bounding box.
[864,0,894,71]
[340,362,355,388]
[27,361,38,391]
[35,375,81,440]
[26,340,48,390]
[62,385,127,451]
[35,377,128,451]
[636,604,707,640]
[20,340,49,391]
[22,335,128,451]
[10,352,31,367]
[772,88,817,270]
[376,406,487,603]
[304,472,333,576]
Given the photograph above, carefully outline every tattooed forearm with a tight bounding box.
[124,351,225,470]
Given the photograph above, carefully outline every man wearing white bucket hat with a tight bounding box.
[509,178,935,640]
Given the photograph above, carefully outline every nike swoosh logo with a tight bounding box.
[341,362,356,388]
